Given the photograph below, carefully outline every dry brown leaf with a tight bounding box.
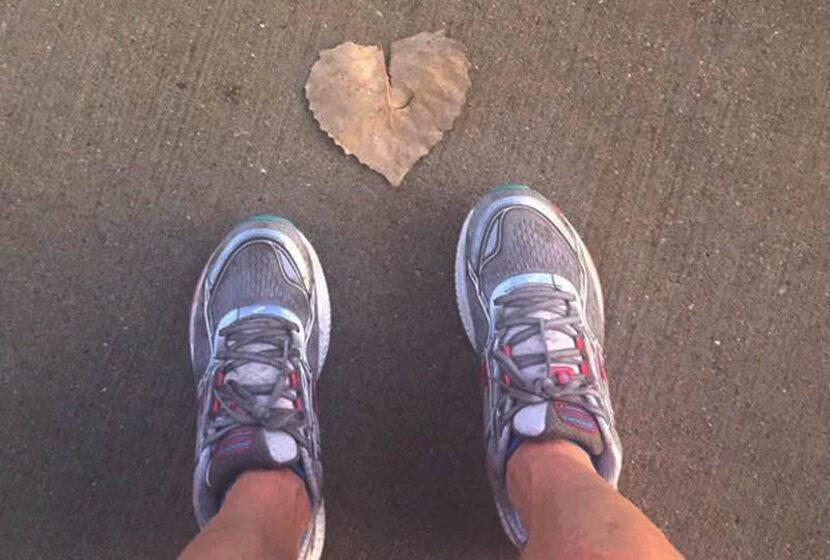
[305,30,471,186]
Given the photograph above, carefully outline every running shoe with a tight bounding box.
[189,215,330,560]
[454,185,622,548]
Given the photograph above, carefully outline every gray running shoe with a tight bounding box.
[454,185,622,548]
[189,215,330,560]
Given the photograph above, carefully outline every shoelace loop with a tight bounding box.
[203,314,309,450]
[493,284,607,422]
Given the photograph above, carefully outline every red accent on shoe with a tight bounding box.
[290,371,299,388]
[575,338,591,378]
[499,347,514,385]
[554,401,599,434]
[551,366,575,385]
[211,371,225,414]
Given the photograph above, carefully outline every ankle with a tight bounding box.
[507,440,597,527]
[228,469,309,505]
[223,469,311,538]
[180,469,311,560]
[510,439,594,477]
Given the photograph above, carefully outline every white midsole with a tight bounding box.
[294,225,331,377]
[454,208,478,347]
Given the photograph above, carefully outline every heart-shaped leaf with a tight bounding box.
[306,31,471,186]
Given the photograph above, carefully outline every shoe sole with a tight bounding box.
[189,215,330,560]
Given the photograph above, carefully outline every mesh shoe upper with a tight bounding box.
[478,206,583,297]
[207,240,321,376]
[209,241,312,328]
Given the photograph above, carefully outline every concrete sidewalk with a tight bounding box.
[1,1,828,558]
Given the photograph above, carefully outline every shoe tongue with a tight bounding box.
[506,303,604,456]
[208,426,299,494]
[512,401,604,456]
[225,342,297,411]
[209,343,299,493]
[225,342,281,384]
[505,300,578,384]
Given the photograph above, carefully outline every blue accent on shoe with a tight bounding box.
[289,461,307,482]
[506,434,523,459]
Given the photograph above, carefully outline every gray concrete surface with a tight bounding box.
[1,1,828,558]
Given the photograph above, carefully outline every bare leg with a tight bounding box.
[508,440,682,560]
[179,470,310,560]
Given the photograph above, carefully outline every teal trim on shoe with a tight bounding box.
[242,214,296,227]
[489,183,530,193]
